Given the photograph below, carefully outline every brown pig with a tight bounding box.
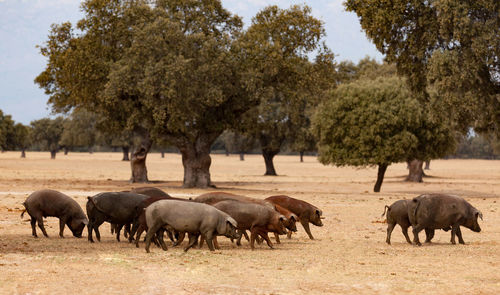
[21,189,88,238]
[212,200,287,249]
[266,195,324,240]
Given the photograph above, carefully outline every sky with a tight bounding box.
[0,0,383,125]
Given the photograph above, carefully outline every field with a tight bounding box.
[0,151,499,294]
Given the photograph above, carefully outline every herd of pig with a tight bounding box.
[20,187,324,252]
[19,187,483,252]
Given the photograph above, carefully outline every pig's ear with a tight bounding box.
[290,215,296,222]
[477,211,483,221]
[279,216,285,223]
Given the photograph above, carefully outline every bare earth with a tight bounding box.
[0,152,499,294]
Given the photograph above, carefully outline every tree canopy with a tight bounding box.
[30,117,65,159]
[237,5,336,175]
[313,76,455,192]
[35,0,262,187]
[345,0,499,136]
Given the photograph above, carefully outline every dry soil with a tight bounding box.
[0,152,499,294]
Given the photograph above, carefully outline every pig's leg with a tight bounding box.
[301,220,314,240]
[287,231,293,239]
[184,233,199,252]
[129,222,139,243]
[123,223,130,238]
[37,217,49,237]
[236,230,243,246]
[144,222,162,253]
[94,222,102,242]
[213,236,220,250]
[450,224,459,244]
[205,232,215,251]
[274,233,281,244]
[412,224,423,246]
[424,229,435,243]
[199,235,205,249]
[30,218,38,238]
[58,218,66,238]
[386,223,395,244]
[115,224,123,242]
[243,230,249,241]
[156,229,168,251]
[173,232,185,246]
[402,225,412,244]
[135,225,144,248]
[259,231,274,249]
[456,226,465,244]
[249,228,258,250]
[87,223,94,242]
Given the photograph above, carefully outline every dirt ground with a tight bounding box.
[0,151,498,294]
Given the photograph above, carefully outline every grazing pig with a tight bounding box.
[408,194,483,246]
[21,189,88,238]
[86,192,148,243]
[381,199,438,245]
[144,200,240,252]
[266,195,324,240]
[213,200,287,249]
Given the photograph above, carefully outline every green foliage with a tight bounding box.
[60,109,98,150]
[453,132,500,159]
[12,123,31,151]
[219,131,256,154]
[345,0,499,135]
[238,5,335,159]
[30,117,65,152]
[0,110,15,150]
[313,76,455,168]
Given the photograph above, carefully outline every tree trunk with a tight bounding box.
[161,151,165,158]
[63,147,69,155]
[122,146,130,161]
[406,159,424,182]
[424,160,431,170]
[239,153,245,161]
[262,149,279,176]
[50,149,57,159]
[88,146,93,154]
[299,151,304,163]
[373,163,388,192]
[130,137,152,183]
[178,135,216,188]
[20,149,26,158]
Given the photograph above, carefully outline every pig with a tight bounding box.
[265,195,324,240]
[144,200,240,253]
[86,192,148,243]
[21,189,88,238]
[110,187,172,238]
[381,199,439,245]
[212,200,287,249]
[133,195,192,247]
[408,194,483,246]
